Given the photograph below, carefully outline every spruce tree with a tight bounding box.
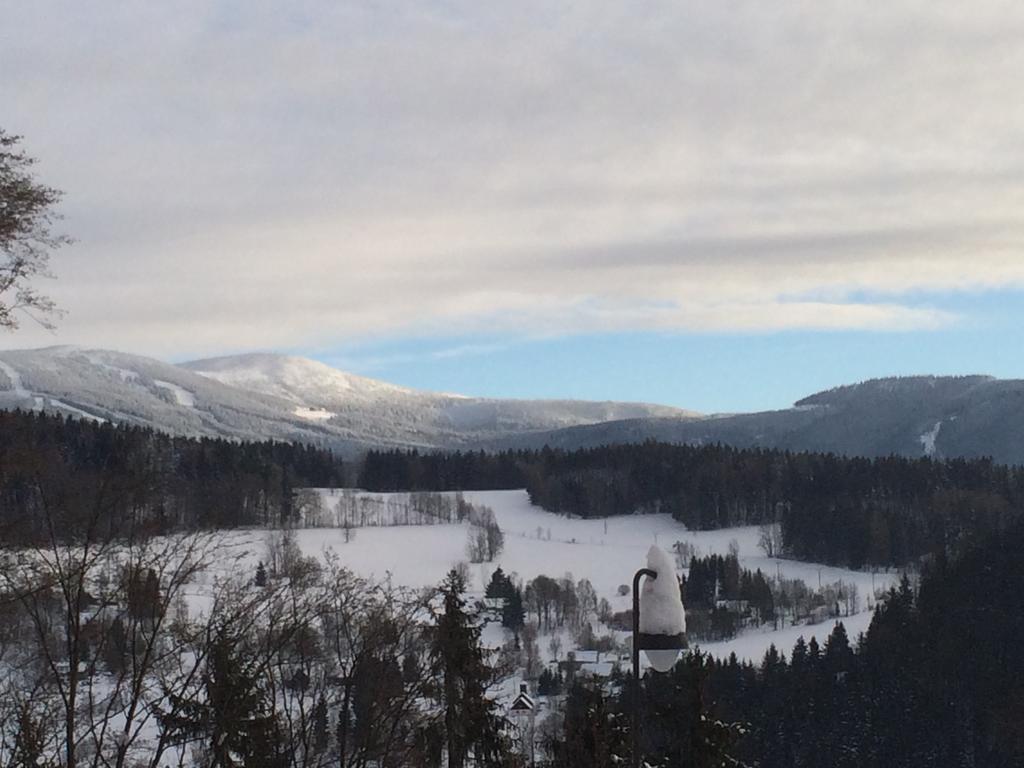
[431,569,509,768]
[552,681,626,768]
[161,621,285,767]
[485,568,509,599]
[501,587,525,631]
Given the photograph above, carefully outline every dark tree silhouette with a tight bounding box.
[430,570,510,768]
[0,129,69,329]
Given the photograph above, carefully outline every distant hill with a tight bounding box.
[1,347,1019,464]
[0,346,694,455]
[483,375,1024,466]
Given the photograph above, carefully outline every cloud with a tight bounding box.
[322,341,511,373]
[2,0,1023,358]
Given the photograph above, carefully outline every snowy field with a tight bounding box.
[200,489,898,664]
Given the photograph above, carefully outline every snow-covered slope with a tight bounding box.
[184,353,415,406]
[0,346,354,446]
[7,348,1014,465]
[0,347,696,454]
[183,352,697,442]
[212,489,896,665]
[486,375,1024,466]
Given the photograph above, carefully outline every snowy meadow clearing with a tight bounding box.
[0,485,902,766]
[202,489,898,665]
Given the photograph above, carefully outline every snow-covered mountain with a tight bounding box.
[0,347,696,454]
[181,352,696,442]
[3,349,1018,464]
[484,375,1024,466]
[183,353,416,406]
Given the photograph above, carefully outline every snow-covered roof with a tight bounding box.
[510,691,536,712]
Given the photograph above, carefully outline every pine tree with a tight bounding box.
[161,621,285,767]
[485,568,504,598]
[823,622,854,678]
[617,652,748,768]
[552,682,624,768]
[501,587,525,631]
[431,569,510,768]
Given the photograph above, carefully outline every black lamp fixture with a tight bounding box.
[631,545,687,768]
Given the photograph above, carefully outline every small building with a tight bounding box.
[509,684,537,765]
[510,683,536,714]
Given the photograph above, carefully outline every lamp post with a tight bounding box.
[632,546,687,768]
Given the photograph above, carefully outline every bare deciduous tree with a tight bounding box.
[0,129,69,330]
[466,506,503,564]
[758,522,783,558]
[0,506,220,768]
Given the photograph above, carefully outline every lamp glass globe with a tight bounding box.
[644,648,680,673]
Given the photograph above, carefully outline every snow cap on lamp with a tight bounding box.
[639,545,686,635]
[638,545,686,672]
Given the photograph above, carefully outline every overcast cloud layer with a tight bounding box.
[3,1,1024,359]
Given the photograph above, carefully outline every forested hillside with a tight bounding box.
[482,375,1024,467]
[0,409,344,542]
[4,407,1022,571]
[360,443,1024,568]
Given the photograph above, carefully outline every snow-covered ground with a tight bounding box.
[0,486,898,759]
[699,609,876,663]
[0,358,44,410]
[294,406,336,421]
[47,397,106,422]
[207,489,897,664]
[153,379,196,407]
[0,358,29,398]
[920,420,942,456]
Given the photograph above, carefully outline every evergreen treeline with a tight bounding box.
[361,443,1024,568]
[683,553,773,616]
[545,653,746,768]
[359,448,528,491]
[698,517,1024,767]
[0,409,343,542]
[682,553,775,641]
[547,518,1024,767]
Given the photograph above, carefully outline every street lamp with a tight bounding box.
[632,545,687,768]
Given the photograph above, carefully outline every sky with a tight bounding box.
[3,1,1024,413]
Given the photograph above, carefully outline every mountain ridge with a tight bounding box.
[0,346,696,455]
[1,345,1020,464]
[481,373,1024,465]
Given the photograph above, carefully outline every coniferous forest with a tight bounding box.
[555,516,1024,768]
[0,409,344,542]
[360,442,1024,568]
